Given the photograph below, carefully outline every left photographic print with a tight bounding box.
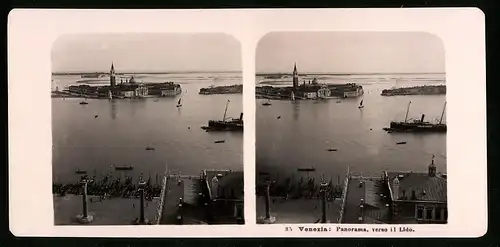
[51,33,244,225]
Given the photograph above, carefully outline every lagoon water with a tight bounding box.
[52,72,243,184]
[256,73,447,182]
[53,72,447,185]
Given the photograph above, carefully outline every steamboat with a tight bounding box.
[201,100,243,132]
[384,101,447,133]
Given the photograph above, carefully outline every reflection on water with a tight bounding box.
[110,100,117,119]
[292,102,300,121]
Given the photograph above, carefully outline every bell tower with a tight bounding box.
[292,62,298,89]
[428,154,437,177]
[110,62,116,87]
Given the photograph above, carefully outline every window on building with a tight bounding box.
[435,207,442,220]
[426,208,433,220]
[416,206,424,219]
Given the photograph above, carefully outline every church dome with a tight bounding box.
[129,76,136,84]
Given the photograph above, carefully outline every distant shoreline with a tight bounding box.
[256,72,446,76]
[381,85,446,96]
[52,71,242,75]
[199,84,242,95]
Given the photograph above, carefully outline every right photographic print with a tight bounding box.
[255,32,447,224]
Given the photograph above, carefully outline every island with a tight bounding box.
[381,85,446,96]
[256,64,364,100]
[52,63,182,99]
[56,81,181,99]
[257,73,288,79]
[256,82,364,100]
[199,84,242,95]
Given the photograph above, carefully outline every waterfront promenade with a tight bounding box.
[53,194,159,225]
[341,176,392,224]
[256,196,341,223]
[158,174,205,224]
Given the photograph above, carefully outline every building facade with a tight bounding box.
[161,85,182,96]
[303,91,317,99]
[317,85,332,98]
[134,84,149,97]
[343,84,364,98]
[68,85,99,97]
[119,90,135,98]
[204,170,244,224]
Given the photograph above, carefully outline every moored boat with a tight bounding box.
[297,167,316,172]
[75,169,87,174]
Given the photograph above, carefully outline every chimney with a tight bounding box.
[239,113,243,121]
[420,114,425,122]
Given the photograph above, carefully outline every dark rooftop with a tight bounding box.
[387,172,447,202]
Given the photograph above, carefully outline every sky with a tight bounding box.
[51,33,241,73]
[256,32,445,74]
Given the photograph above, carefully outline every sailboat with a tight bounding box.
[262,99,272,106]
[358,99,364,109]
[176,98,182,107]
[291,91,296,101]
